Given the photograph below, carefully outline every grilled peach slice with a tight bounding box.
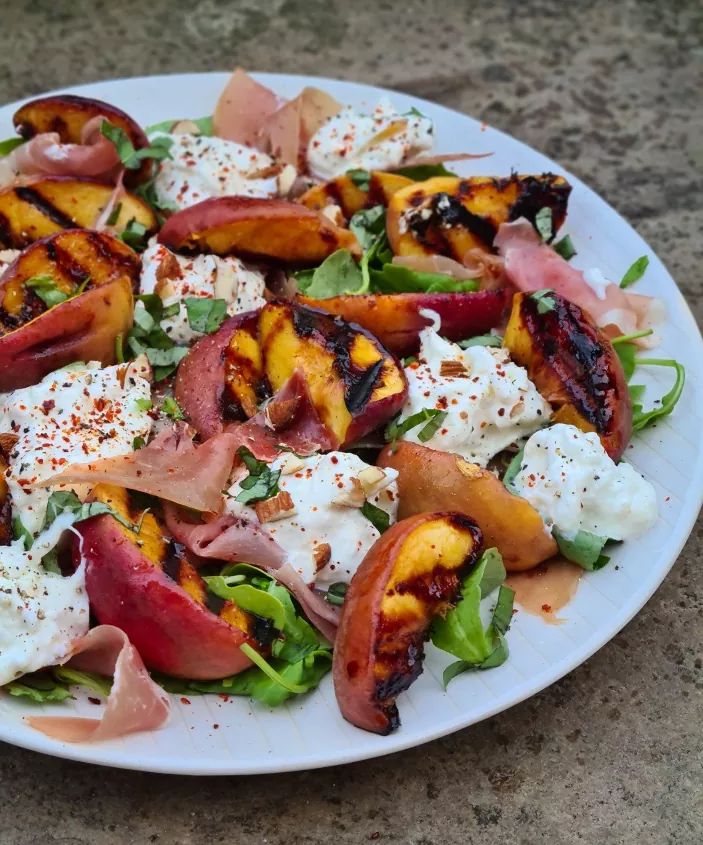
[0,440,13,546]
[13,94,152,186]
[0,230,137,389]
[298,289,510,357]
[158,197,359,266]
[333,512,482,734]
[299,171,413,218]
[258,301,407,446]
[387,174,571,259]
[378,442,556,571]
[503,291,632,460]
[78,484,255,679]
[0,177,157,249]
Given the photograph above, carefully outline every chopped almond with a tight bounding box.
[332,476,365,508]
[357,466,387,495]
[439,359,468,378]
[278,453,305,475]
[0,432,18,455]
[254,490,296,523]
[277,163,298,196]
[313,542,332,572]
[171,119,202,135]
[456,459,482,479]
[321,204,344,227]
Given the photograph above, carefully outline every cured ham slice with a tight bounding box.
[259,87,341,167]
[45,425,239,513]
[496,219,662,342]
[213,68,283,146]
[164,505,339,642]
[26,625,170,743]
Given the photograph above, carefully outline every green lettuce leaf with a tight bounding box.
[552,528,610,571]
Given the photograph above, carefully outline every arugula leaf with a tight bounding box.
[3,672,73,704]
[385,407,447,443]
[296,249,367,298]
[145,115,214,136]
[24,275,69,308]
[630,358,685,431]
[349,205,386,250]
[235,446,281,504]
[204,578,288,630]
[611,329,654,346]
[360,500,390,534]
[119,218,149,250]
[0,136,24,157]
[431,548,514,685]
[160,396,184,420]
[620,255,649,289]
[184,297,227,334]
[43,490,142,533]
[458,334,502,348]
[394,162,456,181]
[534,207,553,241]
[12,516,33,549]
[502,447,524,492]
[553,528,610,571]
[370,263,479,294]
[133,177,179,222]
[100,122,173,170]
[346,168,371,191]
[134,397,153,412]
[553,233,576,260]
[530,288,556,314]
[53,667,112,698]
[41,547,61,574]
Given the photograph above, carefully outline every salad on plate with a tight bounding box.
[0,69,684,742]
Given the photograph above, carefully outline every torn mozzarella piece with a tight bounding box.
[511,423,658,541]
[226,451,398,588]
[152,132,280,209]
[398,327,551,466]
[139,240,266,345]
[0,360,153,535]
[307,98,433,181]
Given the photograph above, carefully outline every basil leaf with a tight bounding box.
[144,346,188,381]
[204,579,288,630]
[234,446,281,505]
[458,334,502,348]
[349,205,386,250]
[431,548,514,684]
[360,500,390,534]
[184,297,227,334]
[12,516,33,549]
[534,207,553,241]
[0,136,24,157]
[553,234,576,260]
[553,528,609,570]
[160,396,184,420]
[24,275,69,308]
[530,288,556,314]
[119,218,149,250]
[385,407,446,442]
[43,490,142,533]
[418,409,447,441]
[324,582,348,606]
[502,447,525,492]
[630,358,685,431]
[620,255,649,289]
[132,436,146,451]
[134,397,153,412]
[346,168,371,191]
[101,121,173,170]
[105,202,122,227]
[41,547,61,574]
[370,263,479,294]
[296,249,366,298]
[394,162,456,181]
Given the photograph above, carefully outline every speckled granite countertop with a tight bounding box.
[0,1,701,843]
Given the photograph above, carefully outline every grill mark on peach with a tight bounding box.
[0,211,14,248]
[51,240,93,286]
[323,179,345,210]
[367,173,387,208]
[14,186,78,230]
[508,175,571,238]
[522,295,617,432]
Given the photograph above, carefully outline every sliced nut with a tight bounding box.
[321,203,344,227]
[277,163,298,197]
[456,459,482,479]
[278,453,305,475]
[155,250,182,286]
[357,466,387,495]
[0,432,19,456]
[313,542,332,572]
[332,476,365,508]
[439,359,468,378]
[171,119,201,135]
[509,399,525,419]
[254,490,296,523]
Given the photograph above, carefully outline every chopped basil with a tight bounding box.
[100,121,173,170]
[385,407,447,443]
[12,515,33,549]
[417,409,447,441]
[458,334,502,348]
[133,178,178,222]
[41,547,61,574]
[349,205,386,250]
[160,396,184,420]
[235,446,281,505]
[118,218,149,251]
[132,436,146,451]
[24,275,69,308]
[115,332,125,364]
[502,447,524,492]
[360,500,390,534]
[324,582,349,606]
[105,202,122,227]
[431,548,514,685]
[553,233,576,260]
[553,528,610,571]
[295,249,367,298]
[530,288,556,314]
[43,490,143,534]
[0,136,24,157]
[346,168,371,191]
[127,294,188,381]
[184,297,228,334]
[394,162,456,181]
[134,397,153,412]
[534,206,553,242]
[620,255,649,289]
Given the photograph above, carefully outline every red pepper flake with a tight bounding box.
[40,400,55,416]
[218,693,230,702]
[180,697,191,705]
[541,603,552,613]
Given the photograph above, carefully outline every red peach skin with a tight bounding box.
[78,514,253,680]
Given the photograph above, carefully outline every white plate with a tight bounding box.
[0,72,701,775]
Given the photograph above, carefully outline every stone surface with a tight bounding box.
[0,1,701,843]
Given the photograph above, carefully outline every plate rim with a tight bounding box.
[0,70,701,775]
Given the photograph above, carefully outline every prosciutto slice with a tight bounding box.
[163,505,340,642]
[213,68,284,146]
[13,116,121,181]
[496,219,663,342]
[259,87,341,167]
[26,625,170,743]
[45,425,239,513]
